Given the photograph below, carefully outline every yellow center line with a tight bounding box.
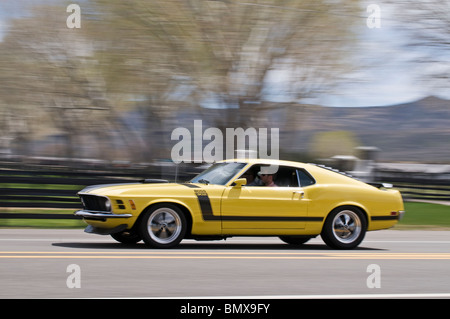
[2,251,450,255]
[0,251,450,260]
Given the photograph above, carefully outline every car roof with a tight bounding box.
[219,158,310,168]
[219,158,365,186]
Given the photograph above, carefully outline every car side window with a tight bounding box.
[240,165,300,187]
[273,166,299,187]
[297,169,315,187]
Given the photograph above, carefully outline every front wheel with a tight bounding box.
[321,206,367,249]
[139,204,187,248]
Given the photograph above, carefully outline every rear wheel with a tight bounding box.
[139,204,187,248]
[321,206,367,249]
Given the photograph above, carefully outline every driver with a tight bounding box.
[258,166,278,187]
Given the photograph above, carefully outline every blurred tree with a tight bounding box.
[93,0,362,152]
[0,0,362,162]
[0,5,144,161]
[388,1,450,92]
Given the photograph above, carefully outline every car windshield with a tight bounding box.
[190,162,246,185]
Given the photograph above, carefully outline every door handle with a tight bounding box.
[293,190,305,198]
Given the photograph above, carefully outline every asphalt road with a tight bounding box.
[0,228,449,299]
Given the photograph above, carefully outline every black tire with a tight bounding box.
[320,206,367,249]
[110,231,142,244]
[279,236,312,245]
[139,204,187,248]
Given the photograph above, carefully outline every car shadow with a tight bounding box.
[52,241,386,251]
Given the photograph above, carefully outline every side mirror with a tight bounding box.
[232,178,247,187]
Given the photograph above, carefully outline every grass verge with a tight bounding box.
[0,209,85,228]
[394,202,450,229]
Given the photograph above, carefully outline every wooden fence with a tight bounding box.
[0,164,449,220]
[373,174,450,202]
[0,165,197,220]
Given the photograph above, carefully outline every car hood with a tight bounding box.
[78,182,207,197]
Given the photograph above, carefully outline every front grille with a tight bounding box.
[79,195,110,212]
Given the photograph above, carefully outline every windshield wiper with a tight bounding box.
[198,179,210,185]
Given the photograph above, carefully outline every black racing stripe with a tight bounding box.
[221,216,323,222]
[194,190,219,221]
[371,216,399,221]
[193,190,323,222]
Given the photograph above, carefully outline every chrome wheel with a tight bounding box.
[146,207,183,245]
[321,206,367,249]
[140,204,187,248]
[332,210,362,244]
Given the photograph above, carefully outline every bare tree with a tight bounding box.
[0,5,144,161]
[94,0,361,123]
[0,1,363,162]
[387,1,450,92]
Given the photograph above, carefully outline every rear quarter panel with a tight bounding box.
[304,165,404,232]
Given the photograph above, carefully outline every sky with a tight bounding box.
[272,1,450,107]
[313,1,450,107]
[0,0,448,108]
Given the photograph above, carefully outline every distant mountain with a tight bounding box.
[132,95,450,164]
[277,96,450,163]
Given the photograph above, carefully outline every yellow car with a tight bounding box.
[75,159,404,249]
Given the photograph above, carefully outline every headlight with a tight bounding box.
[104,198,112,212]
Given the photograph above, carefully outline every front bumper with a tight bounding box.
[74,210,132,220]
